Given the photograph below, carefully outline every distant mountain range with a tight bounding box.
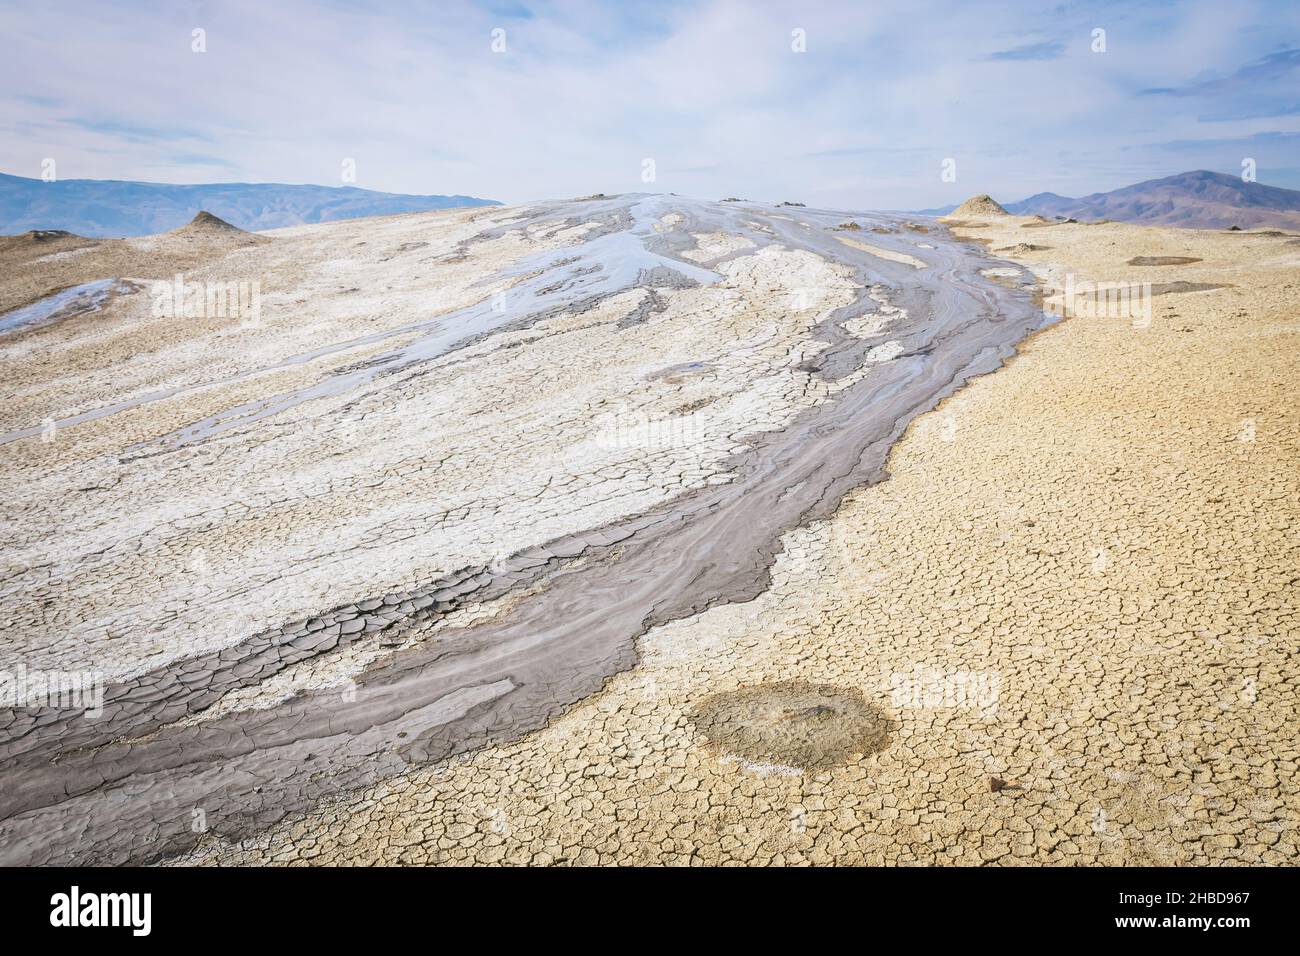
[917,171,1300,230]
[0,173,500,237]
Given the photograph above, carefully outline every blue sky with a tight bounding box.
[2,0,1298,208]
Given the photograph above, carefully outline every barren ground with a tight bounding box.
[1,201,1295,865]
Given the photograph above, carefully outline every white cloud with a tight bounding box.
[2,0,1298,207]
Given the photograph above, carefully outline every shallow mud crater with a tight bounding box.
[1150,280,1232,296]
[1126,256,1201,266]
[690,680,892,770]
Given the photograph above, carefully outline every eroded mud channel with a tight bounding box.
[0,195,1044,864]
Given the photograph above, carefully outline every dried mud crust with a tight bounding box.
[183,216,1297,866]
[0,196,1047,864]
[4,198,1295,866]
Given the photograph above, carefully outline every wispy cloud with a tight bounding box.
[1140,48,1300,96]
[478,1,535,20]
[1139,47,1300,120]
[1139,130,1300,151]
[61,118,213,144]
[985,40,1064,61]
[166,152,239,167]
[804,145,937,158]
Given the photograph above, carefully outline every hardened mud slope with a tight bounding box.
[0,195,1046,864]
[185,211,1296,867]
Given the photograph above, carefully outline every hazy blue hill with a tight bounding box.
[1003,171,1300,229]
[910,171,1300,229]
[1003,191,1076,218]
[0,172,500,237]
[908,202,958,217]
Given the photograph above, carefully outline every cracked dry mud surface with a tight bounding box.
[2,200,1296,866]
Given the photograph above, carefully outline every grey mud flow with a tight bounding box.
[0,196,1045,864]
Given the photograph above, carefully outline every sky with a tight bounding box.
[2,0,1299,209]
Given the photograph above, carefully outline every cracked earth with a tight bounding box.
[0,197,1295,865]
